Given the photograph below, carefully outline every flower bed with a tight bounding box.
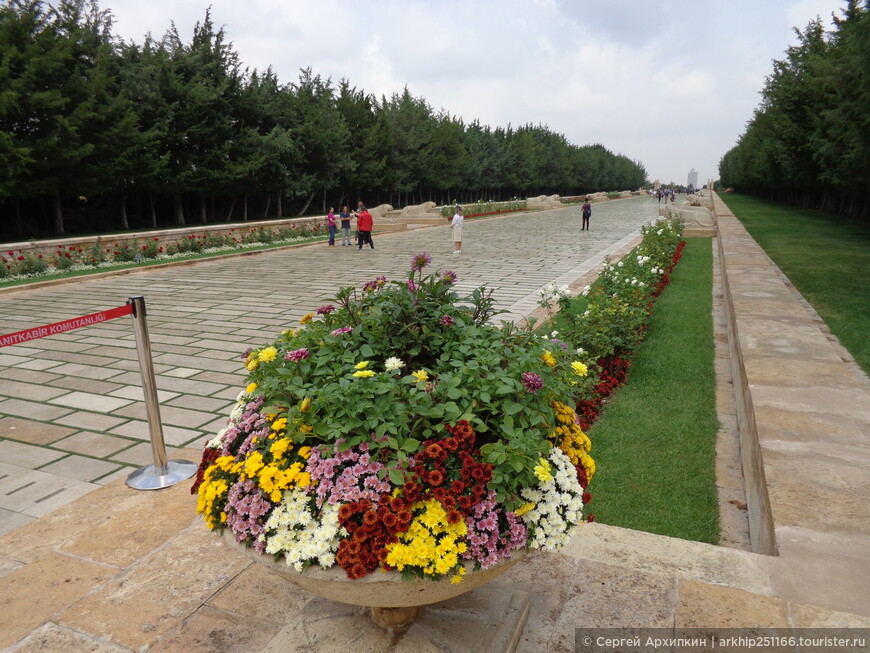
[438,199,527,219]
[538,219,686,431]
[0,222,326,285]
[193,218,685,584]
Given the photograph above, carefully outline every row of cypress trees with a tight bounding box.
[718,1,870,219]
[0,0,648,239]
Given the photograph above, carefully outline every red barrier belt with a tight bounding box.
[0,303,133,348]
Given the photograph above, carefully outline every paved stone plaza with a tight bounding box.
[0,196,868,652]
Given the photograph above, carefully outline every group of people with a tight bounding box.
[325,202,374,250]
[654,189,677,203]
[323,202,466,254]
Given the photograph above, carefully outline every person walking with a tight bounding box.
[451,205,464,254]
[339,205,352,246]
[580,198,592,230]
[356,205,374,250]
[326,207,337,247]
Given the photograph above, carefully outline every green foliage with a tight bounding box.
[241,261,588,507]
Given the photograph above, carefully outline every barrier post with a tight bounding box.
[126,295,197,490]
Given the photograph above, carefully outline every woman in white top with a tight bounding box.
[451,206,464,254]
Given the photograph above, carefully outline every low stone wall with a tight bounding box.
[2,216,325,260]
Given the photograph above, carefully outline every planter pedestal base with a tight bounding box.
[370,606,422,634]
[262,584,530,652]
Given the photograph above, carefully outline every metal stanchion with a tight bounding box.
[126,295,197,490]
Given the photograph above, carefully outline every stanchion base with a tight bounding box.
[126,459,198,490]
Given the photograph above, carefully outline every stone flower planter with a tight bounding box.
[222,531,527,631]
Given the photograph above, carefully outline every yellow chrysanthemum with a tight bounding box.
[245,358,259,371]
[269,438,292,459]
[243,451,265,478]
[271,417,288,432]
[300,397,311,412]
[258,346,278,363]
[245,382,258,394]
[385,499,467,579]
[298,446,312,459]
[514,502,535,517]
[412,369,429,383]
[533,457,553,483]
[354,360,370,370]
[300,313,315,325]
[571,361,588,377]
[353,369,376,378]
[541,350,557,367]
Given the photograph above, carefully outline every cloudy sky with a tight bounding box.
[105,0,848,187]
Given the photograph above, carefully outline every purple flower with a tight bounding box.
[440,270,457,285]
[407,278,416,292]
[316,304,335,315]
[375,276,387,287]
[410,252,432,271]
[439,314,454,326]
[362,280,378,292]
[331,326,353,336]
[240,347,254,361]
[522,372,544,393]
[226,479,271,553]
[285,348,310,362]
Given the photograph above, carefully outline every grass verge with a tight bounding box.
[586,238,720,543]
[718,193,870,376]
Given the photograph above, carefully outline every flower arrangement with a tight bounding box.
[539,217,685,429]
[438,198,527,219]
[193,252,595,584]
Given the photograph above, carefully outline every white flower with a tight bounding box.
[384,357,405,372]
[576,347,585,354]
[550,330,559,338]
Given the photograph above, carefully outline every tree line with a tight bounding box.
[0,0,648,240]
[718,0,870,219]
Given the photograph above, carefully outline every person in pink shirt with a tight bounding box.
[326,207,337,247]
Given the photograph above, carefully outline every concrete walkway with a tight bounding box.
[0,196,869,652]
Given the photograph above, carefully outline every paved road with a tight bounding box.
[0,197,660,532]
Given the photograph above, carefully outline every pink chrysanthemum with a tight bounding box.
[522,372,544,393]
[410,252,432,271]
[285,348,310,362]
[440,270,457,284]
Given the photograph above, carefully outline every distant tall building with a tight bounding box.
[687,168,698,189]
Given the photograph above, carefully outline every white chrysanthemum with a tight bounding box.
[384,357,405,372]
[264,489,347,571]
[519,448,585,551]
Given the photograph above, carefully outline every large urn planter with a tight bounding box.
[222,531,527,631]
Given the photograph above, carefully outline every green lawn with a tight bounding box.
[719,193,870,376]
[586,238,720,543]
